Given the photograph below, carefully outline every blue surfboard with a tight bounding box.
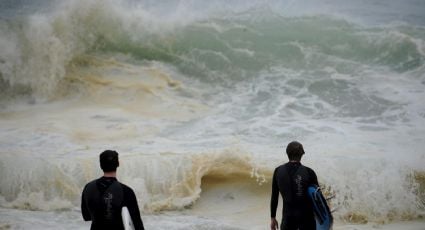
[307,185,333,230]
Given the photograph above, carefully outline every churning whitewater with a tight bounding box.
[0,0,424,229]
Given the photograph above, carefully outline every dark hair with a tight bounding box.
[286,141,305,161]
[100,150,119,172]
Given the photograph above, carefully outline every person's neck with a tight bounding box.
[289,160,301,163]
[103,171,117,178]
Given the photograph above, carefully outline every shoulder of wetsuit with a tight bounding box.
[302,165,316,174]
[120,183,139,205]
[83,180,100,200]
[301,166,318,182]
[276,163,290,174]
[84,179,98,190]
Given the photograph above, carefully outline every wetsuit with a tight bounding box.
[81,177,145,230]
[270,162,318,230]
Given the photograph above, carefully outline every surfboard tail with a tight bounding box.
[308,186,334,230]
[121,206,135,230]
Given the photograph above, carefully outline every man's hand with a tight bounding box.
[270,217,278,230]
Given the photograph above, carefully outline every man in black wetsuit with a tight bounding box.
[81,150,145,230]
[270,141,318,230]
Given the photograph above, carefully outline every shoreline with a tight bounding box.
[1,208,424,230]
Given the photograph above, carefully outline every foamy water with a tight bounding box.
[1,0,425,229]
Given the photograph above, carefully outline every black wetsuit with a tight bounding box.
[270,162,318,230]
[81,177,145,230]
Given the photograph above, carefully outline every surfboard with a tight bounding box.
[121,206,135,230]
[307,185,333,230]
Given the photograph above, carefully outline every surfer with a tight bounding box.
[270,141,318,230]
[81,150,145,230]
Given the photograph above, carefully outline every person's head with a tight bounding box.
[286,141,305,161]
[100,150,119,173]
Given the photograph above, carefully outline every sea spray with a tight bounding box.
[0,148,263,212]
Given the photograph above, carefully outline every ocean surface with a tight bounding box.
[0,0,424,229]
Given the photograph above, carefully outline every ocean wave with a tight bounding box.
[0,149,423,223]
[0,149,263,212]
[0,0,424,99]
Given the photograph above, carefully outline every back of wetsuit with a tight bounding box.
[83,178,124,230]
[276,162,317,217]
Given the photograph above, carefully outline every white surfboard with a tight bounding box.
[121,206,135,230]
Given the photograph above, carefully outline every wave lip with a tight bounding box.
[1,0,425,100]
